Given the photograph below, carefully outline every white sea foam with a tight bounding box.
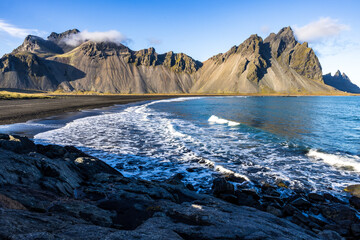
[208,115,240,126]
[33,96,360,195]
[307,149,360,172]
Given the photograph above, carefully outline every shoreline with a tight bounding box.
[0,95,180,125]
[1,93,359,126]
[0,134,358,239]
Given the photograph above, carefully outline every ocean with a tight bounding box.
[2,96,360,196]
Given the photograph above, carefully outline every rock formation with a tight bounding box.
[0,134,324,239]
[191,27,333,93]
[323,70,360,93]
[0,27,341,94]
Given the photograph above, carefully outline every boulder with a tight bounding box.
[235,190,259,207]
[166,173,185,185]
[349,196,360,210]
[344,184,360,198]
[291,197,311,210]
[308,193,325,202]
[0,135,36,153]
[211,178,234,196]
[320,203,358,224]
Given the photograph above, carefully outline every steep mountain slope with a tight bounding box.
[0,30,201,93]
[323,70,360,93]
[49,42,202,93]
[191,27,335,93]
[0,27,340,94]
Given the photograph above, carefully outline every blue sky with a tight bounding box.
[1,0,359,84]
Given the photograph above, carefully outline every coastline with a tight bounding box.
[0,93,358,126]
[1,95,360,238]
[0,134,355,239]
[0,95,178,125]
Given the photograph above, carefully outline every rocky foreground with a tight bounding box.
[0,135,359,239]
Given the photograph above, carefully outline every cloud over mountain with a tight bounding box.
[293,17,350,42]
[61,30,129,46]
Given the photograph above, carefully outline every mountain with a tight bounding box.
[0,27,338,94]
[0,31,201,93]
[323,70,360,93]
[191,27,332,93]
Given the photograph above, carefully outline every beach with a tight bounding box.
[0,95,179,125]
[1,95,360,239]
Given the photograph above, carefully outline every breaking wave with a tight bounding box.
[33,96,360,195]
[208,115,240,126]
[307,149,360,172]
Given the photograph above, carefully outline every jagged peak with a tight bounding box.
[334,70,341,77]
[244,34,263,43]
[24,35,44,42]
[47,29,80,41]
[278,26,294,36]
[342,72,349,79]
[80,41,129,52]
[12,34,63,55]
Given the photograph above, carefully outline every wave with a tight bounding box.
[307,149,360,172]
[33,96,360,195]
[208,115,240,126]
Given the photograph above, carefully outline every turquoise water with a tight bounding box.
[3,96,360,195]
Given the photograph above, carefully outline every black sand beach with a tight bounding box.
[0,95,178,125]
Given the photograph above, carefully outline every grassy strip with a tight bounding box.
[0,91,54,100]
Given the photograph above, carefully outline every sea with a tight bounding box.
[1,96,360,196]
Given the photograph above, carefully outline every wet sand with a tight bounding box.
[0,95,179,125]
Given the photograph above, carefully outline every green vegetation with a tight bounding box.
[0,91,53,100]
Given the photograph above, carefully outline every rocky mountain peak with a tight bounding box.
[79,41,130,58]
[12,35,63,55]
[334,70,341,77]
[47,29,80,42]
[278,26,295,38]
[342,72,350,80]
[265,26,297,58]
[324,70,360,93]
[0,26,338,94]
[47,29,80,53]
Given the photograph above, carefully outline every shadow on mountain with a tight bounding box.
[0,53,86,91]
[43,59,86,84]
[256,42,272,81]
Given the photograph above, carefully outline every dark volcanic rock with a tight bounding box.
[0,134,351,239]
[211,177,235,196]
[308,192,325,202]
[349,196,360,210]
[0,135,36,153]
[291,197,312,210]
[320,203,358,224]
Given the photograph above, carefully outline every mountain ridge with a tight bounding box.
[0,27,343,94]
[323,70,360,93]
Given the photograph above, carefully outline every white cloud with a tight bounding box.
[62,30,129,46]
[0,19,43,38]
[293,17,350,42]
